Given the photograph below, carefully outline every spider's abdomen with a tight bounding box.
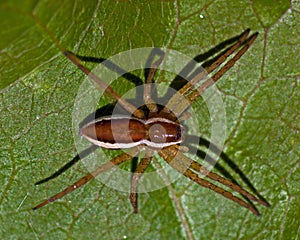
[80,116,185,149]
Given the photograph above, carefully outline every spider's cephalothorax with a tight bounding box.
[33,29,270,216]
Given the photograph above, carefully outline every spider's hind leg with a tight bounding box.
[63,51,145,119]
[33,149,138,210]
[34,145,98,185]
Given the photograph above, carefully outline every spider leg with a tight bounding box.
[172,146,269,207]
[33,150,137,210]
[166,30,258,116]
[63,51,144,119]
[130,157,152,213]
[159,146,262,216]
[178,111,192,122]
[179,29,251,97]
[35,145,98,185]
[187,32,258,104]
[35,16,143,118]
[144,52,165,113]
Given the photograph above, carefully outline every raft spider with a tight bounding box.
[33,29,270,216]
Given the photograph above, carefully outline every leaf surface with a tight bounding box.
[0,1,299,239]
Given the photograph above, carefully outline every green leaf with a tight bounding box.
[0,1,299,239]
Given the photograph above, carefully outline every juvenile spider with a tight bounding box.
[33,29,270,216]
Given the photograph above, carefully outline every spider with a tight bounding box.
[33,29,270,216]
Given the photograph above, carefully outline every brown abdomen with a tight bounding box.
[81,118,146,144]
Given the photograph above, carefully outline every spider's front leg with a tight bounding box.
[187,32,258,104]
[159,145,269,216]
[165,29,258,116]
